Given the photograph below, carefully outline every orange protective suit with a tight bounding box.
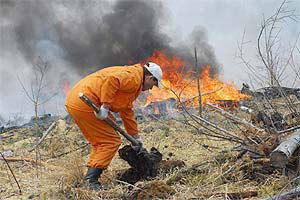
[65,64,143,169]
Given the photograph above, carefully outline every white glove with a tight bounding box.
[94,105,109,120]
[131,134,144,152]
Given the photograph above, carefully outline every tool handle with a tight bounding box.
[78,92,139,146]
[78,93,100,112]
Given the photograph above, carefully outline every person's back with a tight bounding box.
[65,64,143,112]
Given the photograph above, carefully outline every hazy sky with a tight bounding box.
[164,0,300,85]
[0,0,299,121]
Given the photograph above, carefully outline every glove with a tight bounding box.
[131,134,144,153]
[94,105,109,120]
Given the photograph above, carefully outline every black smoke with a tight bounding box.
[190,26,220,75]
[1,0,220,75]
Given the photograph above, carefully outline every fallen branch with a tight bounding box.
[262,187,300,200]
[50,142,88,159]
[28,121,56,152]
[0,157,62,170]
[270,130,300,168]
[169,88,244,144]
[253,158,270,165]
[0,152,22,195]
[205,191,258,199]
[277,125,300,134]
[205,102,264,133]
[191,114,244,142]
[275,101,300,106]
[0,134,14,140]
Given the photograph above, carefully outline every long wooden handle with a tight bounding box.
[78,93,138,146]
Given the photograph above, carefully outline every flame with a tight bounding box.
[144,50,249,106]
[63,80,71,96]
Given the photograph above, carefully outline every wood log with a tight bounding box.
[270,130,300,168]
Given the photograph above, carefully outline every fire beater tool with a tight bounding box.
[78,92,139,146]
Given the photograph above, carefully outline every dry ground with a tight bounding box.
[0,105,298,200]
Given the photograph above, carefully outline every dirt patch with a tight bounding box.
[129,181,176,200]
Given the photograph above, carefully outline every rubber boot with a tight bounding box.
[84,167,102,191]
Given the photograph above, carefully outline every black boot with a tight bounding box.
[84,167,103,191]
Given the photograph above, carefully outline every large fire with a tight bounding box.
[144,50,249,106]
[62,50,248,108]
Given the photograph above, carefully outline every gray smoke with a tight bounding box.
[190,26,220,75]
[1,0,220,75]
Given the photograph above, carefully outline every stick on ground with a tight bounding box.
[28,121,56,152]
[0,152,22,194]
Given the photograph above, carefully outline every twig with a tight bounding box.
[0,152,22,194]
[182,87,223,105]
[181,118,244,143]
[50,143,88,159]
[28,121,56,152]
[0,134,14,139]
[204,191,258,199]
[114,179,143,191]
[277,125,300,134]
[205,102,264,133]
[275,176,300,200]
[191,114,243,142]
[262,187,300,200]
[103,174,153,197]
[169,88,244,144]
[222,160,242,178]
[0,157,62,170]
[275,101,300,106]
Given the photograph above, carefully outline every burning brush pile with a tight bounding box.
[1,51,300,199]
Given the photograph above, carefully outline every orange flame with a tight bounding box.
[144,50,249,106]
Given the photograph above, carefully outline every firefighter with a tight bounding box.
[65,62,162,191]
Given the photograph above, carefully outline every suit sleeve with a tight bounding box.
[119,108,138,135]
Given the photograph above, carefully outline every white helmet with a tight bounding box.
[144,62,163,90]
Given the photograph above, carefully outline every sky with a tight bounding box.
[0,0,299,123]
[164,0,300,85]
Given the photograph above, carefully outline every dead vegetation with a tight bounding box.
[1,1,299,199]
[0,96,300,200]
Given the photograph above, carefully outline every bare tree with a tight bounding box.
[237,0,300,132]
[238,0,299,88]
[257,0,299,86]
[18,57,57,120]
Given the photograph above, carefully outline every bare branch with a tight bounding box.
[0,152,22,194]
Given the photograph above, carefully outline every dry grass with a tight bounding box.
[0,105,298,199]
